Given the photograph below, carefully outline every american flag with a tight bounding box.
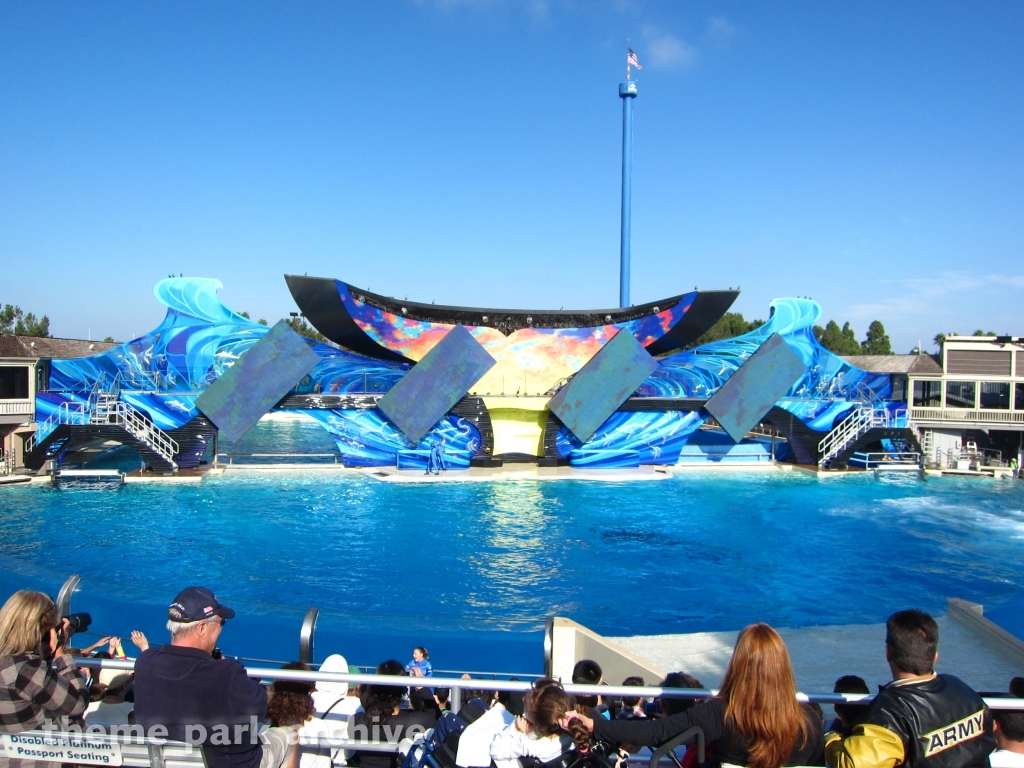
[627,48,643,70]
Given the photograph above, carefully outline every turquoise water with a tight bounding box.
[2,433,1024,672]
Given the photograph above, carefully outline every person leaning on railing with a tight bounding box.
[564,623,824,768]
[0,590,90,768]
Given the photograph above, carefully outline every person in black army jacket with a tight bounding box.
[825,609,995,768]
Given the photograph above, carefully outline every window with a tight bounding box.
[980,382,1010,409]
[945,381,976,409]
[913,380,942,407]
[1017,383,1024,411]
[892,379,906,402]
[0,366,30,399]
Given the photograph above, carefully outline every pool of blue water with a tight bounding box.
[2,418,1024,673]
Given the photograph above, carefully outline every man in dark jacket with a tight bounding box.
[825,609,995,768]
[133,587,287,768]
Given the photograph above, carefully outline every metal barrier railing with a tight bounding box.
[72,656,1024,708]
[218,453,340,464]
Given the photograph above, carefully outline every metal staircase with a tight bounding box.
[817,405,918,469]
[26,382,179,472]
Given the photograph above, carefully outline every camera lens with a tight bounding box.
[63,613,93,635]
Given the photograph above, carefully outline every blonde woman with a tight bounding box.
[0,590,90,767]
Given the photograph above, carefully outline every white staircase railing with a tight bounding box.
[817,406,915,468]
[25,396,178,470]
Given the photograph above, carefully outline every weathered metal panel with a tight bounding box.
[376,325,496,445]
[704,333,807,443]
[195,321,321,443]
[548,330,659,444]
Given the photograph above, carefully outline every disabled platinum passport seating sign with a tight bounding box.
[2,733,123,766]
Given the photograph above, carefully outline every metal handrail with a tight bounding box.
[26,401,87,453]
[70,657,1024,707]
[818,406,915,468]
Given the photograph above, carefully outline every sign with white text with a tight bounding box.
[2,732,123,766]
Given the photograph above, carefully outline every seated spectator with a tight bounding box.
[312,654,361,721]
[489,682,590,768]
[616,676,647,720]
[434,688,452,716]
[572,659,608,719]
[655,672,703,718]
[825,610,994,768]
[990,678,1024,768]
[350,660,436,768]
[133,586,296,768]
[268,663,334,768]
[568,623,824,768]
[830,675,870,734]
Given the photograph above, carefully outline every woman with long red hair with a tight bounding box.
[566,623,823,768]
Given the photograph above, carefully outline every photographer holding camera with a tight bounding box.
[0,589,90,767]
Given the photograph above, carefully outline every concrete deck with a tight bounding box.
[609,613,1023,694]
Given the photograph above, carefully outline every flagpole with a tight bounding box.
[619,55,638,308]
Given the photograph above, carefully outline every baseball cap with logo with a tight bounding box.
[167,587,236,623]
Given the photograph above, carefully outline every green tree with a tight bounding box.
[103,336,114,343]
[817,320,862,355]
[257,318,268,326]
[0,304,50,337]
[239,311,251,319]
[683,312,764,350]
[861,320,892,355]
[973,329,996,336]
[285,316,327,343]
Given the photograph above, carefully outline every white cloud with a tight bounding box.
[644,33,696,69]
[706,16,736,41]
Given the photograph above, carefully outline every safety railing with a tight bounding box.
[818,407,914,468]
[72,655,1024,709]
[910,408,1024,425]
[94,400,179,467]
[0,400,34,415]
[847,452,921,470]
[217,453,340,465]
[25,402,88,453]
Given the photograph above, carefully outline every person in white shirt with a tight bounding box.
[489,679,589,768]
[991,678,1024,768]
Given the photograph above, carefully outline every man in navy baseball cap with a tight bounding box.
[167,586,236,623]
[134,587,292,768]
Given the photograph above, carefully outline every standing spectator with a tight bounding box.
[0,590,89,768]
[405,648,432,679]
[133,587,295,768]
[825,609,995,768]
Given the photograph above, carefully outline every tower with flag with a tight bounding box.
[619,43,641,308]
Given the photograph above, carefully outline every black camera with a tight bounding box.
[63,613,92,636]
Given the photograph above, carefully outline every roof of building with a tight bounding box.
[0,335,119,360]
[840,354,943,375]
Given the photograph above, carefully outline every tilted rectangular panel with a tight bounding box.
[195,321,321,443]
[704,333,807,443]
[548,330,659,444]
[376,325,496,445]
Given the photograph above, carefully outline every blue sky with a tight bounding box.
[1,1,1022,352]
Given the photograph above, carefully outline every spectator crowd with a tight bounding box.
[1,586,1021,768]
